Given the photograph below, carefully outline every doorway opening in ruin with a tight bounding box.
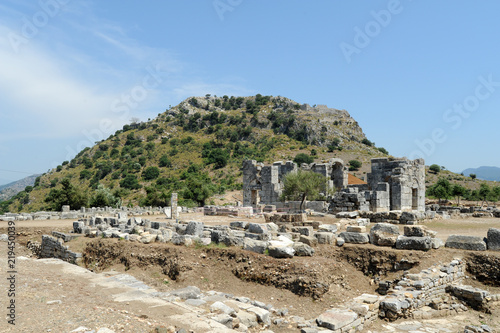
[412,188,418,210]
[251,190,259,206]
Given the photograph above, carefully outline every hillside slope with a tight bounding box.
[0,174,40,201]
[3,95,390,213]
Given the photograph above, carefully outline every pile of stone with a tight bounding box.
[395,225,442,251]
[264,213,307,223]
[0,205,169,222]
[70,217,341,259]
[445,228,500,251]
[378,259,468,321]
[314,293,382,332]
[359,210,432,225]
[446,285,500,312]
[203,206,253,217]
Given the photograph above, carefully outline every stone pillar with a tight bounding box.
[171,192,178,219]
[62,205,70,213]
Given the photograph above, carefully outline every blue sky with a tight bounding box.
[1,0,499,185]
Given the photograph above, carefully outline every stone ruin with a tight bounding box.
[242,157,426,213]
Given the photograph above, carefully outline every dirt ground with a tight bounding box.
[1,213,500,332]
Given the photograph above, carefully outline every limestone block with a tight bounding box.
[268,245,294,258]
[445,235,487,251]
[185,221,204,237]
[339,232,369,244]
[316,309,358,330]
[315,232,334,244]
[395,236,432,251]
[299,235,318,247]
[487,228,500,250]
[243,238,268,254]
[404,225,437,238]
[292,242,315,256]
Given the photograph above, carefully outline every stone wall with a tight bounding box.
[331,158,425,213]
[40,235,81,263]
[243,159,347,207]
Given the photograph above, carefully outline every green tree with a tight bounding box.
[451,184,467,205]
[470,173,477,180]
[45,178,88,211]
[293,153,314,165]
[429,164,441,173]
[479,183,491,207]
[182,176,215,206]
[142,166,160,180]
[120,174,141,190]
[89,184,121,208]
[426,178,451,203]
[348,160,362,171]
[281,170,326,211]
[159,155,172,168]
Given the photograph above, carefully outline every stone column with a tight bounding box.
[171,192,178,219]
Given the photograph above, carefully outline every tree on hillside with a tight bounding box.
[479,183,491,207]
[281,170,326,211]
[89,184,121,208]
[348,160,362,171]
[45,178,88,211]
[429,164,441,174]
[426,178,451,203]
[293,153,314,165]
[451,184,468,206]
[470,173,477,180]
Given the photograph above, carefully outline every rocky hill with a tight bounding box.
[0,174,40,201]
[2,95,390,213]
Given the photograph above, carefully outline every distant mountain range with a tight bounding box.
[462,166,500,181]
[0,174,40,201]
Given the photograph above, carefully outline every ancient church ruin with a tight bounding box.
[242,157,425,212]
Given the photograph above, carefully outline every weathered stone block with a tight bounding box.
[339,232,369,244]
[268,246,294,258]
[292,242,315,256]
[395,236,432,251]
[185,221,204,237]
[315,232,334,244]
[445,235,487,251]
[243,239,268,254]
[487,228,500,250]
[299,235,318,247]
[316,309,358,330]
[404,225,437,238]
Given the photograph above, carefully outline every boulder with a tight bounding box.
[445,235,487,251]
[395,235,432,251]
[487,228,500,250]
[336,237,345,246]
[339,232,369,244]
[292,242,315,256]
